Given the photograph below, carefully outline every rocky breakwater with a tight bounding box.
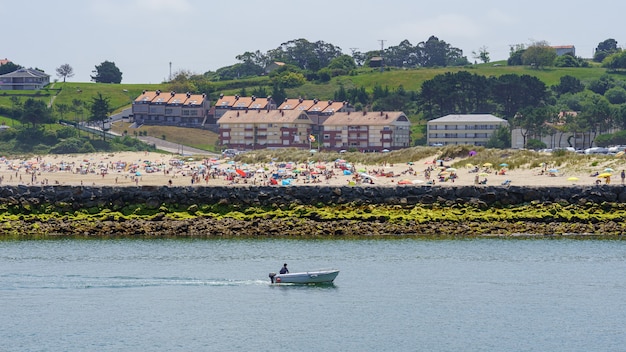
[2,185,626,238]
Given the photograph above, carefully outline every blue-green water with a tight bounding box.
[1,239,625,352]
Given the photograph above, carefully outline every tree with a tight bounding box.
[417,36,447,67]
[588,74,615,95]
[513,106,555,148]
[0,61,21,75]
[521,42,557,68]
[602,51,626,71]
[168,70,197,93]
[267,39,343,71]
[55,64,74,83]
[594,38,619,62]
[491,74,548,118]
[91,60,122,83]
[9,96,22,118]
[21,98,52,128]
[472,46,490,64]
[235,50,269,70]
[507,44,526,66]
[55,103,70,120]
[89,93,111,140]
[552,75,584,96]
[605,87,626,104]
[554,53,587,68]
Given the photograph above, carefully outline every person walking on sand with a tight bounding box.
[621,170,625,185]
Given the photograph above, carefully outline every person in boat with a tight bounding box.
[280,263,289,274]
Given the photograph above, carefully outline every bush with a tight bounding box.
[56,126,78,139]
[50,137,84,154]
[0,128,17,141]
[526,139,546,150]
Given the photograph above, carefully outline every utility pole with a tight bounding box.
[378,40,386,72]
[169,62,172,81]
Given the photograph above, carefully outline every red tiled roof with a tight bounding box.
[323,111,408,126]
[217,109,311,124]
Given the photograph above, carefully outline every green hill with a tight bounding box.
[0,62,622,153]
[0,62,618,112]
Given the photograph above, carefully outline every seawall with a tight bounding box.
[2,184,626,210]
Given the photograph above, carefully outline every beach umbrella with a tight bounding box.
[446,167,457,172]
[499,163,509,167]
[478,172,489,177]
[465,163,474,168]
[483,162,493,167]
[548,169,559,173]
[135,171,142,176]
[468,150,477,156]
[236,169,246,177]
[343,170,352,175]
[598,173,612,178]
[604,167,614,172]
[567,177,579,182]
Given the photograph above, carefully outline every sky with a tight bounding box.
[3,0,624,84]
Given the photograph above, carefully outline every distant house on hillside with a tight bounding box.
[0,68,50,90]
[369,56,383,67]
[265,61,285,74]
[0,58,10,66]
[551,45,576,56]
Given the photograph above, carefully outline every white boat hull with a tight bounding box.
[270,269,339,284]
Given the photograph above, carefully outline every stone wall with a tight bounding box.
[2,185,626,210]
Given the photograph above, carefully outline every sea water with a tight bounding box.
[1,239,625,352]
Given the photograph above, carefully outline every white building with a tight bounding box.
[427,114,508,146]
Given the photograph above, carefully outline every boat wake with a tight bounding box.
[0,273,267,290]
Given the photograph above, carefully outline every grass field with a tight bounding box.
[110,121,219,152]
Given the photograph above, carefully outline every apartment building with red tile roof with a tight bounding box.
[217,109,313,149]
[322,111,411,151]
[131,90,211,127]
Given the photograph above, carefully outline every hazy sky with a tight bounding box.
[3,0,623,84]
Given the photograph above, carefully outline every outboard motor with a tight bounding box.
[269,272,276,283]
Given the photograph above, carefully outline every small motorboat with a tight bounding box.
[269,269,339,284]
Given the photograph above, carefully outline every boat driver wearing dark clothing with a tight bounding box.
[280,263,289,274]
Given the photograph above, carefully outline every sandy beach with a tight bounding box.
[0,151,621,188]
